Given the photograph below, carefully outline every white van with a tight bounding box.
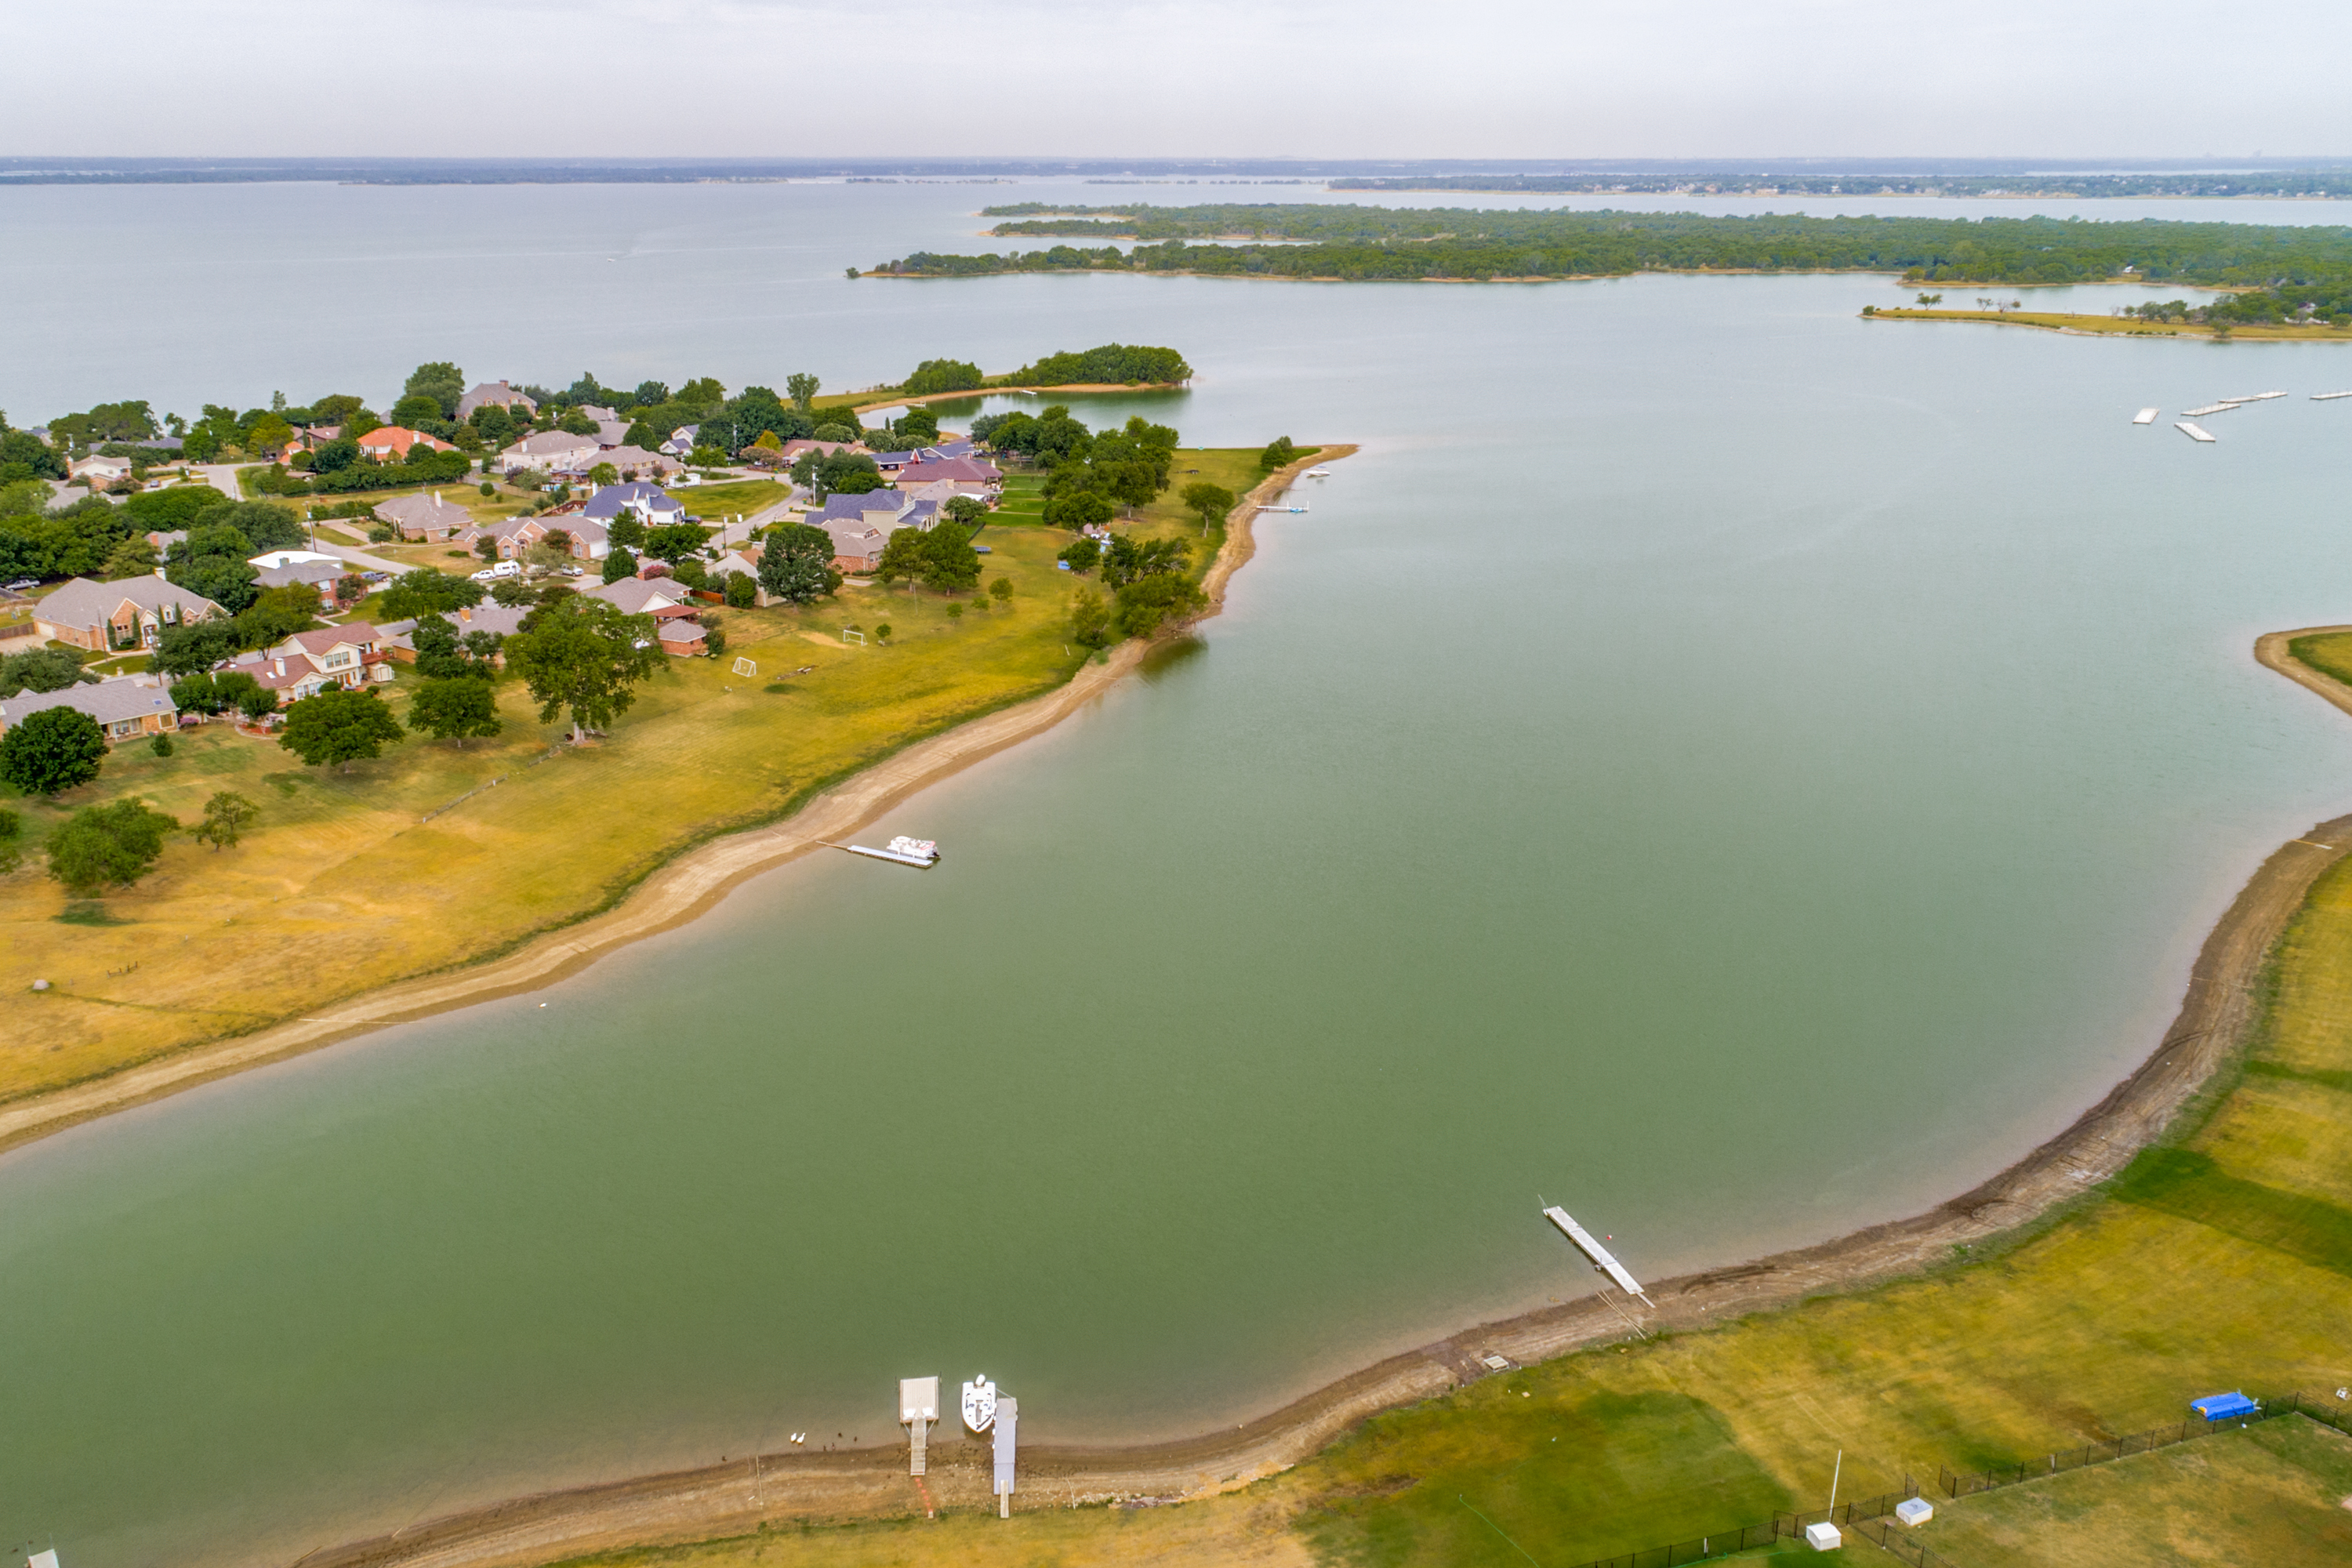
[471,560,522,582]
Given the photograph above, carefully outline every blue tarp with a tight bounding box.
[2192,1392,2259,1421]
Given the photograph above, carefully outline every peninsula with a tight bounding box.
[867,205,2352,329]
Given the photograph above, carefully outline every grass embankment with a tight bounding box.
[0,451,1278,1104]
[542,660,2352,1566]
[1870,307,2352,341]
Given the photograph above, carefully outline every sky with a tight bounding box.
[4,0,2346,161]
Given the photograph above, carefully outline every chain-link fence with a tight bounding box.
[1937,1390,2347,1499]
[1563,1481,1925,1568]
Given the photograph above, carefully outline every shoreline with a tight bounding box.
[281,632,2352,1568]
[1867,307,2347,341]
[0,448,1347,1161]
[848,381,1187,414]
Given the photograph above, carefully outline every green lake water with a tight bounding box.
[4,183,2352,1565]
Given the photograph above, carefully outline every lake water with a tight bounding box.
[5,183,2352,1566]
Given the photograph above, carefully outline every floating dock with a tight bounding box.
[2176,422,2217,443]
[2180,403,2235,418]
[1542,1206,1653,1305]
[2132,408,2160,425]
[993,1396,1019,1515]
[2314,390,2352,401]
[2220,391,2286,403]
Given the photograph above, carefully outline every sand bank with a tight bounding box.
[285,627,2352,1568]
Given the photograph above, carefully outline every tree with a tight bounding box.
[757,524,839,605]
[902,359,984,396]
[230,583,322,648]
[1042,489,1114,531]
[0,706,107,794]
[475,534,501,563]
[919,524,982,594]
[379,567,487,619]
[895,406,941,446]
[409,614,497,678]
[642,521,711,564]
[605,512,646,550]
[874,528,928,590]
[504,595,662,742]
[786,372,819,412]
[990,576,1014,603]
[278,688,405,772]
[1067,589,1112,649]
[0,808,18,873]
[1112,573,1207,638]
[1180,481,1236,532]
[194,791,258,851]
[153,619,237,678]
[1057,538,1102,575]
[170,669,265,716]
[0,646,88,698]
[410,678,503,746]
[1100,533,1190,588]
[391,392,445,426]
[602,545,640,584]
[1259,436,1299,470]
[48,798,178,895]
[943,494,990,528]
[559,410,600,436]
[404,361,466,419]
[723,570,756,608]
[101,535,160,579]
[245,412,296,459]
[588,462,619,486]
[236,684,281,723]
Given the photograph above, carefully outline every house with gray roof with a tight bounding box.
[587,575,698,619]
[498,431,601,476]
[0,679,180,742]
[582,482,688,529]
[34,574,224,652]
[373,490,474,541]
[456,382,539,421]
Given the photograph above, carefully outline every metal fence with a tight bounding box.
[1940,1391,2350,1500]
[1563,1482,1922,1568]
[1846,1513,1959,1566]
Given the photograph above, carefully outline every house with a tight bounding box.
[704,547,793,606]
[372,490,474,541]
[378,602,533,664]
[144,528,188,554]
[895,455,1003,497]
[277,424,343,462]
[498,431,601,475]
[659,425,700,456]
[356,426,457,462]
[590,445,684,480]
[583,482,688,531]
[587,575,699,620]
[225,623,392,701]
[34,573,224,652]
[655,620,709,657]
[0,680,179,742]
[67,453,134,488]
[818,521,891,574]
[809,488,938,534]
[456,381,539,421]
[771,438,867,467]
[252,557,350,607]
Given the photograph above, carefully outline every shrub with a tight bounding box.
[149,733,174,757]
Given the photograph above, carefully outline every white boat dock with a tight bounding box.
[1542,1205,1653,1305]
[2132,408,2159,425]
[2180,403,2235,418]
[2176,422,2217,443]
[2314,390,2352,401]
[2220,391,2286,403]
[837,836,941,869]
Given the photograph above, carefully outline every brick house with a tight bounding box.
[0,681,180,743]
[34,575,225,652]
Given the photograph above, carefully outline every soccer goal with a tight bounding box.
[731,657,757,677]
[840,629,866,644]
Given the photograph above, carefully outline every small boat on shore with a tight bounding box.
[841,836,941,868]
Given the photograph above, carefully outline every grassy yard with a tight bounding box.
[0,452,1294,1105]
[555,786,2352,1567]
[1920,1416,2352,1566]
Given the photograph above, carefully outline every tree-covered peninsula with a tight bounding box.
[869,205,2352,324]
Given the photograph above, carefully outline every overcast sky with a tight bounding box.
[6,0,2344,161]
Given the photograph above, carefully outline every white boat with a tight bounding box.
[843,836,940,868]
[2176,422,2216,443]
[2132,408,2159,425]
[962,1375,998,1433]
[1304,467,1333,477]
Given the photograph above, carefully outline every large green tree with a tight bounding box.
[1180,481,1236,532]
[0,706,107,794]
[757,524,840,605]
[194,791,259,851]
[403,361,466,419]
[785,372,819,412]
[410,678,503,746]
[278,688,406,771]
[504,595,662,742]
[379,568,488,620]
[153,619,238,677]
[47,798,178,895]
[0,646,87,698]
[919,524,982,594]
[874,528,928,590]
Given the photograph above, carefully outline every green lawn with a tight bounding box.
[1921,1416,2352,1566]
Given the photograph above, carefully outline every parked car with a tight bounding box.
[471,560,522,581]
[5,578,38,591]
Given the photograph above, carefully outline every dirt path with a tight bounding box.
[282,626,2352,1568]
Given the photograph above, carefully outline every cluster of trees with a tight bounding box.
[0,646,91,699]
[263,443,470,496]
[756,523,844,605]
[158,501,309,612]
[1059,531,1205,644]
[874,520,983,596]
[969,405,1093,464]
[0,414,67,481]
[902,358,984,396]
[1035,416,1181,528]
[1317,172,2352,200]
[1006,344,1192,385]
[866,406,938,455]
[791,447,884,498]
[887,208,2352,318]
[0,780,256,895]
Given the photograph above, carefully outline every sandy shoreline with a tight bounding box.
[280,630,2352,1568]
[0,450,1347,1160]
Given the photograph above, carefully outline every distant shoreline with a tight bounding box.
[1868,306,2352,341]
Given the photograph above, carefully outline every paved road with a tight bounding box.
[194,463,251,503]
